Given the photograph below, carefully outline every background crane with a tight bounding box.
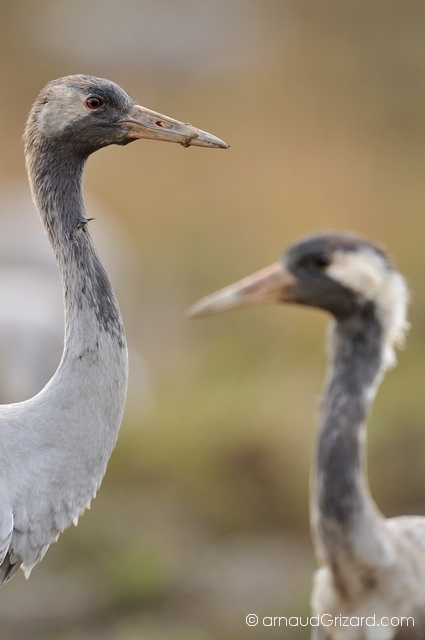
[189,230,425,639]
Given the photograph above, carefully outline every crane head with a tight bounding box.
[188,231,409,367]
[24,75,228,155]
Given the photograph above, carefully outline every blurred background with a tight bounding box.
[0,1,425,638]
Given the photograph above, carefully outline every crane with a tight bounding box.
[189,231,425,639]
[0,74,227,585]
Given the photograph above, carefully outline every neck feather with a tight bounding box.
[26,140,125,355]
[312,305,387,571]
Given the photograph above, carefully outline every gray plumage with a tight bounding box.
[189,231,425,639]
[0,75,227,584]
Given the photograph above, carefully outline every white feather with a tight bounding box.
[326,250,410,369]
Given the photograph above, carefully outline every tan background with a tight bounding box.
[0,1,424,638]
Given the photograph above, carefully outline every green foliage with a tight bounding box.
[100,541,174,606]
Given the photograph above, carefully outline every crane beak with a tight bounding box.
[187,262,297,319]
[120,104,228,149]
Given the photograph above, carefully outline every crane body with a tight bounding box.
[0,75,227,584]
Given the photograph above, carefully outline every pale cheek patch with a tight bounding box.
[326,250,409,369]
[38,91,87,137]
[326,251,388,300]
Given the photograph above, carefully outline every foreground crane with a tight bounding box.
[0,74,227,584]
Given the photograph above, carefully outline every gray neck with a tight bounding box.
[9,133,129,553]
[312,304,385,563]
[26,140,125,356]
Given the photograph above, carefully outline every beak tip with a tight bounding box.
[186,304,203,319]
[191,131,229,149]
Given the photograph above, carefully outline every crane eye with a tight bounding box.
[87,97,103,110]
[315,254,331,268]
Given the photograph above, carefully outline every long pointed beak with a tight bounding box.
[120,104,228,148]
[187,262,297,319]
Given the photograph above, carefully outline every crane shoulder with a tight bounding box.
[386,515,425,555]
